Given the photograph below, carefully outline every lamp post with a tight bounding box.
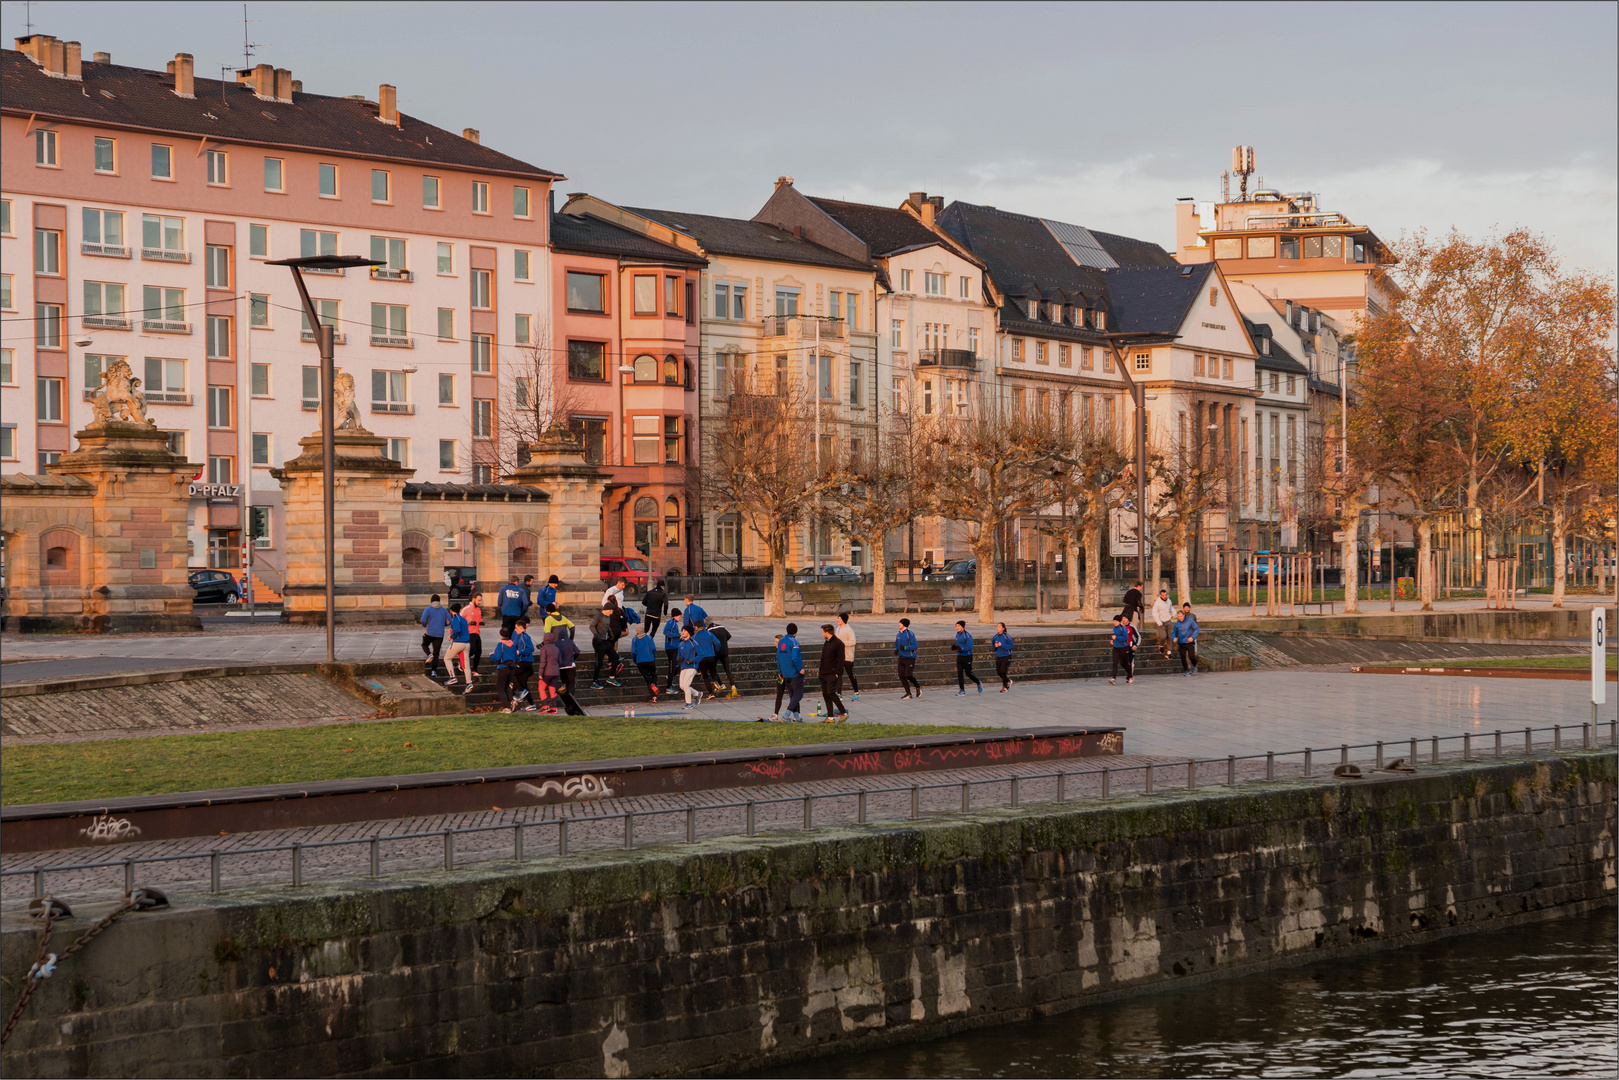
[1105,332,1177,586]
[266,255,382,661]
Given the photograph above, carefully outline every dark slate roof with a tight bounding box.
[1,49,560,179]
[1090,228,1177,268]
[805,198,951,257]
[551,213,706,265]
[1243,319,1313,375]
[404,483,549,501]
[1099,264,1216,336]
[624,206,873,272]
[938,201,1111,304]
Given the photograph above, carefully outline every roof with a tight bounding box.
[1100,264,1218,336]
[1243,318,1313,375]
[1089,228,1177,268]
[0,472,95,493]
[1,49,560,179]
[1041,218,1118,269]
[403,482,549,501]
[938,201,1111,305]
[551,213,706,266]
[623,206,872,272]
[805,197,951,258]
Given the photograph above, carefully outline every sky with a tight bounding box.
[7,1,1616,275]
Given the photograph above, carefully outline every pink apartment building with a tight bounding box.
[0,35,559,591]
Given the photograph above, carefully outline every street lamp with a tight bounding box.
[1104,331,1177,586]
[267,254,383,661]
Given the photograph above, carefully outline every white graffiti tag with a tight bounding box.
[516,775,616,802]
[78,815,143,842]
[1097,732,1124,753]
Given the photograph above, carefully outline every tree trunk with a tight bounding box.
[1149,545,1162,599]
[1081,521,1103,621]
[868,538,887,616]
[1066,533,1081,612]
[974,527,997,625]
[1550,497,1567,609]
[1417,519,1434,612]
[1174,517,1192,606]
[767,529,788,618]
[1342,527,1360,614]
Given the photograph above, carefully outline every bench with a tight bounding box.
[902,587,956,614]
[1299,600,1336,615]
[789,585,853,616]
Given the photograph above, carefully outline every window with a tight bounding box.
[1302,236,1323,259]
[145,358,186,401]
[36,303,63,347]
[249,223,268,258]
[439,440,456,470]
[371,169,390,203]
[471,334,491,373]
[664,355,681,386]
[1010,338,1022,361]
[1324,236,1344,258]
[371,303,408,342]
[1353,241,1367,264]
[0,199,8,234]
[437,308,454,340]
[318,162,338,197]
[94,136,117,173]
[298,298,339,335]
[205,245,230,288]
[514,313,531,345]
[810,353,834,401]
[142,286,186,325]
[665,275,680,316]
[1246,236,1275,259]
[471,181,489,214]
[208,456,233,485]
[207,386,233,428]
[568,340,605,380]
[0,424,13,460]
[151,144,173,179]
[35,129,58,166]
[968,327,981,355]
[1223,357,1233,380]
[1134,351,1151,372]
[844,291,858,329]
[849,360,862,406]
[141,214,186,259]
[386,438,408,465]
[631,416,659,464]
[775,354,787,395]
[922,378,935,415]
[1102,347,1113,373]
[38,451,61,469]
[472,398,493,438]
[1279,237,1299,260]
[372,370,409,411]
[34,228,61,274]
[302,366,320,408]
[251,433,271,466]
[569,417,607,465]
[899,269,912,292]
[37,377,63,421]
[370,236,407,272]
[633,354,658,383]
[249,293,270,328]
[774,287,800,316]
[714,283,730,319]
[471,269,492,309]
[716,515,739,558]
[251,362,270,396]
[205,149,228,185]
[1059,344,1070,367]
[891,319,904,349]
[567,271,605,312]
[1213,237,1242,260]
[664,418,683,464]
[83,353,111,393]
[513,186,531,217]
[828,291,841,320]
[1270,372,1280,392]
[733,284,748,320]
[431,244,452,278]
[438,373,455,404]
[83,281,125,322]
[263,156,284,191]
[423,175,441,208]
[300,229,338,258]
[0,349,12,383]
[514,249,531,281]
[514,376,532,408]
[206,315,232,359]
[715,351,745,398]
[472,464,494,485]
[1036,341,1048,365]
[924,271,946,295]
[634,275,657,315]
[1286,375,1296,395]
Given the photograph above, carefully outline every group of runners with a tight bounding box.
[1106,581,1203,685]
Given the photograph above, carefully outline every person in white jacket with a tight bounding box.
[1151,588,1175,658]
[834,611,860,701]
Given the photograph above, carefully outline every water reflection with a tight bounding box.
[766,910,1614,1078]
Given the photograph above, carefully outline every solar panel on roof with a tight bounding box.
[1040,218,1118,269]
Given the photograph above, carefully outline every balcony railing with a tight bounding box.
[140,248,190,263]
[918,348,978,369]
[370,335,414,349]
[145,391,192,405]
[303,266,345,276]
[81,242,130,259]
[370,267,413,282]
[300,329,347,345]
[760,315,846,340]
[82,315,131,330]
[371,401,415,415]
[142,319,192,334]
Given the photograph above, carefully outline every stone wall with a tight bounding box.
[2,753,1612,1078]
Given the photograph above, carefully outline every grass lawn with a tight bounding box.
[1414,654,1618,671]
[1,716,991,806]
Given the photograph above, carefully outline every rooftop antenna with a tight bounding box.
[1221,170,1230,203]
[1232,146,1255,202]
[241,3,265,70]
[15,0,36,34]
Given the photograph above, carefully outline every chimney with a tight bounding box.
[462,127,480,144]
[92,51,110,64]
[63,41,81,79]
[49,37,65,75]
[908,190,926,207]
[16,33,55,68]
[291,79,302,93]
[775,175,794,189]
[173,52,194,97]
[236,62,274,98]
[378,83,398,125]
[273,67,292,102]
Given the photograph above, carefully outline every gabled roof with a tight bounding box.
[551,213,706,266]
[1100,264,1218,336]
[1090,228,1177,268]
[1,49,560,179]
[623,206,872,272]
[938,201,1111,304]
[805,197,955,258]
[1243,318,1312,375]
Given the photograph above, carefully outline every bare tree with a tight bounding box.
[1149,399,1228,605]
[1047,419,1134,621]
[826,407,933,616]
[1304,397,1380,612]
[494,330,589,477]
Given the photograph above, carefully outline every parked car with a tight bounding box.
[442,565,477,600]
[790,564,861,584]
[933,559,977,582]
[600,556,654,594]
[189,569,240,604]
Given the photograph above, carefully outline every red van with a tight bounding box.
[600,556,653,595]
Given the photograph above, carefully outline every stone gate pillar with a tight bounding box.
[505,424,608,587]
[271,428,413,624]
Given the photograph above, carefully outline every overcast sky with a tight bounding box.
[9,1,1616,274]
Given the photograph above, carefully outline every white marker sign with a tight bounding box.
[1594,608,1607,706]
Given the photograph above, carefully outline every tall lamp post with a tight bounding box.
[267,254,382,661]
[1105,332,1177,586]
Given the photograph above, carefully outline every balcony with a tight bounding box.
[760,315,846,340]
[370,267,413,282]
[142,319,192,334]
[303,266,345,276]
[371,401,415,415]
[300,329,347,345]
[369,334,414,349]
[82,315,131,330]
[141,248,190,263]
[918,348,978,369]
[81,242,130,259]
[145,391,192,406]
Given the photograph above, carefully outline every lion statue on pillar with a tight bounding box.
[333,369,364,431]
[90,358,156,426]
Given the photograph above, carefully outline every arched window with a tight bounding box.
[45,547,68,569]
[633,354,658,383]
[633,497,658,556]
[663,355,680,385]
[634,496,659,518]
[664,496,681,547]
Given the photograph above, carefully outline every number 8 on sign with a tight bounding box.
[1594,609,1607,708]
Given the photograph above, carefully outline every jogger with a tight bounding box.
[818,624,848,721]
[991,621,1014,691]
[419,594,448,677]
[677,628,702,707]
[894,618,921,698]
[1109,614,1135,684]
[953,620,982,693]
[772,625,807,722]
[1174,604,1201,674]
[834,612,859,698]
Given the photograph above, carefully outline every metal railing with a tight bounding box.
[6,720,1611,904]
[759,315,846,340]
[917,348,979,369]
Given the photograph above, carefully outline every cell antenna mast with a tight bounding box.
[1232,145,1255,202]
[241,3,265,69]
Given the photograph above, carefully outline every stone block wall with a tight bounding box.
[3,754,1611,1078]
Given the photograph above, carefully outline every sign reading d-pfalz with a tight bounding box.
[189,483,241,499]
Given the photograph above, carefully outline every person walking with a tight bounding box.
[497,575,528,637]
[953,620,982,695]
[642,580,668,624]
[1108,614,1135,685]
[692,620,722,699]
[1151,587,1174,658]
[662,607,683,691]
[676,627,703,709]
[1121,580,1144,626]
[768,624,808,723]
[555,630,585,715]
[894,618,921,699]
[443,603,472,690]
[543,604,574,641]
[681,594,708,631]
[464,592,484,677]
[991,622,1015,692]
[1174,603,1201,675]
[589,606,623,688]
[512,618,537,706]
[419,594,449,678]
[706,617,738,695]
[630,625,661,701]
[834,612,860,701]
[601,578,627,611]
[533,631,563,714]
[818,624,849,722]
[490,628,520,713]
[535,574,559,614]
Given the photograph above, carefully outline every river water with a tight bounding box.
[769,909,1615,1079]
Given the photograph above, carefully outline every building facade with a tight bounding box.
[1,35,559,590]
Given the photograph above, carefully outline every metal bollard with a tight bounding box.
[911,786,920,819]
[558,818,569,857]
[1145,763,1154,795]
[33,868,43,900]
[1227,755,1236,788]
[961,780,971,813]
[1187,760,1197,791]
[858,790,868,823]
[624,813,635,851]
[1376,741,1384,770]
[444,830,454,870]
[1463,733,1471,761]
[1555,725,1562,751]
[291,846,302,888]
[687,807,697,843]
[1583,723,1591,750]
[746,801,757,837]
[1010,776,1020,808]
[1340,744,1349,767]
[1304,749,1312,778]
[803,795,812,830]
[514,823,524,863]
[1431,736,1439,765]
[1266,752,1275,781]
[370,836,381,878]
[1057,773,1066,804]
[1409,738,1417,766]
[210,851,222,894]
[1525,727,1533,754]
[1495,730,1502,758]
[125,858,136,895]
[1101,767,1110,799]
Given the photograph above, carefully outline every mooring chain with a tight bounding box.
[0,889,165,1046]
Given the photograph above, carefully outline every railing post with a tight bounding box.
[1266,752,1275,781]
[1010,776,1020,808]
[1101,767,1110,799]
[1431,736,1439,764]
[291,846,302,889]
[559,818,569,857]
[624,813,635,851]
[1340,744,1349,767]
[1584,722,1592,750]
[1056,773,1066,804]
[687,807,697,843]
[1463,733,1471,761]
[1409,738,1417,766]
[33,868,44,900]
[1554,725,1561,751]
[1376,741,1384,770]
[1495,730,1502,758]
[370,836,380,878]
[803,795,813,830]
[1525,727,1533,754]
[514,823,524,863]
[1304,749,1312,778]
[1227,755,1236,788]
[210,851,222,894]
[1187,759,1197,791]
[858,790,868,823]
[443,830,454,870]
[746,801,757,836]
[961,780,970,813]
[1145,763,1154,795]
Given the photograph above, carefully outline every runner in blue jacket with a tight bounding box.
[770,624,806,723]
[497,575,528,636]
[692,622,721,698]
[991,622,1015,692]
[953,620,982,695]
[1109,614,1135,685]
[662,609,683,691]
[894,618,921,699]
[676,629,704,709]
[419,595,449,677]
[1173,605,1201,675]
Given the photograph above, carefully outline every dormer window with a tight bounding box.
[1260,337,1270,356]
[1094,311,1105,330]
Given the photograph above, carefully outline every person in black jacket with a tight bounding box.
[818,624,848,722]
[642,581,667,623]
[1120,580,1144,624]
